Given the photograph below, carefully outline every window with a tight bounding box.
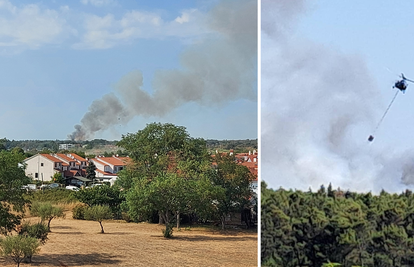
[35,173,38,178]
[40,163,44,166]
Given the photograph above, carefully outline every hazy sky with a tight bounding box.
[0,0,257,141]
[262,0,414,193]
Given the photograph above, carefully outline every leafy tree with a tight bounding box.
[0,138,7,151]
[118,123,215,230]
[86,161,97,181]
[0,235,40,267]
[30,202,65,231]
[73,185,125,218]
[117,122,208,180]
[84,205,113,233]
[11,147,24,155]
[208,153,254,229]
[126,172,222,237]
[52,172,64,184]
[0,150,30,234]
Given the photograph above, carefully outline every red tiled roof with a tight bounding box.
[68,153,87,162]
[95,156,127,166]
[41,154,63,163]
[95,169,117,176]
[56,153,76,162]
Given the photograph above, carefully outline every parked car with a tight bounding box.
[85,183,103,189]
[39,184,49,190]
[49,183,60,189]
[65,185,79,191]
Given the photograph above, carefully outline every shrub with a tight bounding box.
[25,188,76,204]
[0,235,40,266]
[121,212,133,222]
[72,204,87,220]
[19,222,49,245]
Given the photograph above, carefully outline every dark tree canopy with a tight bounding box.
[0,150,30,234]
[261,182,414,267]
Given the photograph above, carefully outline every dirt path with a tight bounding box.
[0,213,257,267]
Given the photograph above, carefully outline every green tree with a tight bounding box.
[117,122,208,180]
[208,153,254,229]
[0,235,40,267]
[0,150,30,234]
[52,172,64,184]
[118,123,214,230]
[30,202,65,231]
[86,161,97,181]
[84,205,113,233]
[73,185,125,218]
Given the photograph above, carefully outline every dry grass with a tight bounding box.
[0,211,258,267]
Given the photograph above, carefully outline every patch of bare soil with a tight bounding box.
[0,212,257,267]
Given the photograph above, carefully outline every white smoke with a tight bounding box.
[69,0,257,141]
[261,0,414,193]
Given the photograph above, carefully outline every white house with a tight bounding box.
[23,154,64,182]
[90,155,130,185]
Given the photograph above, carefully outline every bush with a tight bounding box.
[72,204,87,220]
[0,235,40,266]
[121,212,133,222]
[25,188,76,204]
[19,222,49,245]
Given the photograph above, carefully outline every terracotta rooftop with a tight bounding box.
[56,153,76,162]
[68,153,87,162]
[94,156,127,166]
[41,154,63,163]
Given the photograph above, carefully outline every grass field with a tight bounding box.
[0,211,258,267]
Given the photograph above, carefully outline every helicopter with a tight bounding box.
[393,73,414,93]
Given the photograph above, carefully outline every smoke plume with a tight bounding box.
[69,0,257,141]
[261,0,414,193]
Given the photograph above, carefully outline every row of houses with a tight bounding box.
[23,150,258,190]
[23,153,129,185]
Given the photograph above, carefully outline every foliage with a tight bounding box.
[24,188,77,204]
[73,185,125,218]
[86,161,97,180]
[261,182,414,267]
[117,122,208,179]
[19,222,49,245]
[84,205,113,233]
[117,123,255,235]
[72,204,87,220]
[208,153,254,229]
[0,150,31,234]
[30,202,65,231]
[52,172,65,184]
[205,139,258,152]
[126,172,220,237]
[0,235,40,267]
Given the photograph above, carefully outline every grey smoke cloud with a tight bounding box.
[261,0,414,193]
[69,0,257,141]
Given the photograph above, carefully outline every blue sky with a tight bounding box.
[0,0,257,141]
[261,0,414,193]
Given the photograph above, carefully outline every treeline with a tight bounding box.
[206,139,257,152]
[1,138,257,154]
[261,182,414,267]
[2,139,117,152]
